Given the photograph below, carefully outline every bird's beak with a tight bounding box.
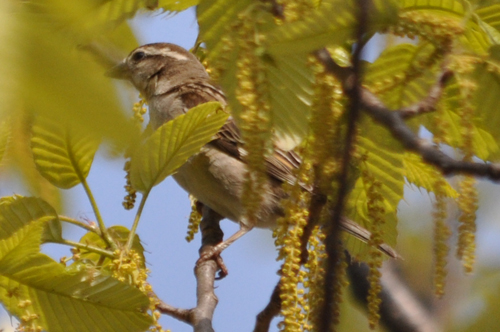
[105,61,130,80]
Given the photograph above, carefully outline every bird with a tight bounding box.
[106,43,398,267]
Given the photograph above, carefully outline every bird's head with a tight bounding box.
[106,43,209,98]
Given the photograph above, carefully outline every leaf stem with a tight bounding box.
[81,179,117,250]
[59,215,98,233]
[54,239,115,258]
[126,191,149,251]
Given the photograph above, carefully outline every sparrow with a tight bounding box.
[106,43,397,260]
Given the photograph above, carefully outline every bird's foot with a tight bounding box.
[197,245,228,279]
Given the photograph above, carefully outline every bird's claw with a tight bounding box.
[197,248,228,280]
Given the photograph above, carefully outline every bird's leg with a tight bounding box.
[198,205,228,279]
[197,214,253,278]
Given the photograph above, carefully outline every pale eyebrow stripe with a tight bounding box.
[158,48,189,61]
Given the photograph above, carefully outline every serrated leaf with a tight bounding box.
[198,1,315,148]
[355,121,405,210]
[0,195,61,243]
[344,119,404,258]
[197,0,252,57]
[344,176,398,260]
[422,68,500,161]
[472,62,500,160]
[476,4,500,33]
[343,211,398,260]
[403,152,457,197]
[31,116,100,189]
[398,0,493,53]
[265,0,397,55]
[0,223,152,332]
[130,101,228,192]
[365,43,438,109]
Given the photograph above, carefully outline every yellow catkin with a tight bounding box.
[456,176,478,273]
[391,12,463,49]
[277,55,347,331]
[430,97,452,297]
[276,0,316,23]
[112,250,166,332]
[453,71,478,273]
[234,13,272,231]
[122,95,147,210]
[275,166,312,332]
[363,170,385,329]
[303,225,327,331]
[15,300,42,332]
[370,11,463,96]
[432,177,451,297]
[307,57,345,192]
[186,195,202,242]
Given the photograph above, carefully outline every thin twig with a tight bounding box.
[347,259,441,332]
[316,40,500,181]
[155,206,224,332]
[253,283,282,332]
[300,177,328,264]
[398,69,453,119]
[53,239,115,258]
[318,0,368,330]
[81,179,117,250]
[156,300,193,325]
[126,191,149,251]
[360,88,500,179]
[59,215,98,233]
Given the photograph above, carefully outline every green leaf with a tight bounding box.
[403,152,457,197]
[472,62,500,160]
[344,119,404,258]
[159,0,199,11]
[259,53,315,149]
[198,1,315,148]
[365,43,438,109]
[265,0,397,55]
[31,116,100,189]
[79,226,145,270]
[0,1,22,117]
[343,210,398,260]
[476,4,500,33]
[0,118,10,164]
[0,195,61,243]
[355,120,405,211]
[423,68,500,161]
[130,101,229,192]
[398,0,493,53]
[0,223,152,332]
[13,5,138,147]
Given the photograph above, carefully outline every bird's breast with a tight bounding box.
[172,145,280,228]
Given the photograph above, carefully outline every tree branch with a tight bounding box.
[191,206,225,332]
[347,259,441,332]
[156,206,224,332]
[156,300,192,325]
[316,39,500,181]
[318,1,368,331]
[398,69,453,119]
[253,283,281,332]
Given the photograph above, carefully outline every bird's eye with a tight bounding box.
[131,51,146,62]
